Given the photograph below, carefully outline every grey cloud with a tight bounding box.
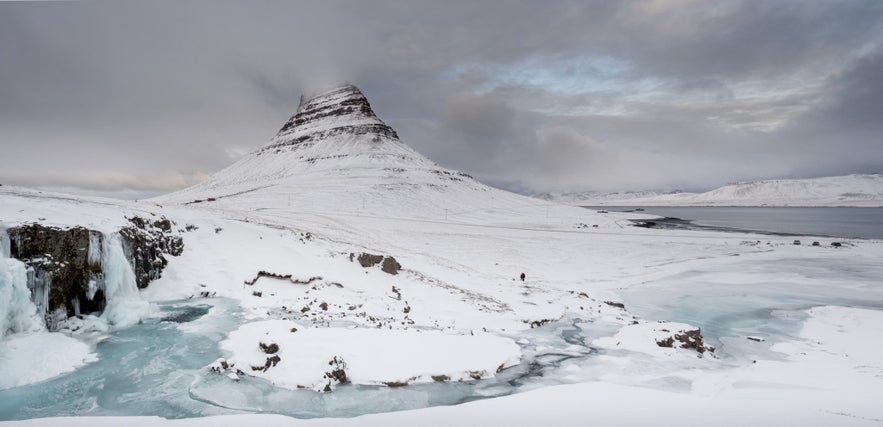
[1,1,882,197]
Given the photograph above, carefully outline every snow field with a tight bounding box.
[219,319,521,391]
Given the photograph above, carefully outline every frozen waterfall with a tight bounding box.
[99,232,153,327]
[0,229,9,259]
[0,258,46,339]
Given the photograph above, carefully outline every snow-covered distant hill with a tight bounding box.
[535,190,683,206]
[540,174,883,207]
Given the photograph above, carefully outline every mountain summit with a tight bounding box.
[158,83,541,219]
[263,83,399,153]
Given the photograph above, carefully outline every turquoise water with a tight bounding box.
[592,206,883,239]
[0,300,234,420]
[0,299,599,420]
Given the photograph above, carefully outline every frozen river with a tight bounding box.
[0,299,608,420]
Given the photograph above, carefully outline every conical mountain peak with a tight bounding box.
[156,82,531,217]
[260,82,398,155]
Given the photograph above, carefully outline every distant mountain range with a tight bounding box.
[537,174,883,207]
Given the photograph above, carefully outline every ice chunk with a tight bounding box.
[0,332,96,389]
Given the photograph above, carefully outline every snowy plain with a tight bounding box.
[2,84,883,425]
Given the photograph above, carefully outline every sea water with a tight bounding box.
[592,206,883,239]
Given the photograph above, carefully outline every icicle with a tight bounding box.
[99,232,152,327]
[0,228,10,259]
[26,266,50,322]
[0,258,46,338]
[87,231,102,269]
[86,278,99,301]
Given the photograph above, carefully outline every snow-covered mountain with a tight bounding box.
[541,174,883,207]
[158,83,541,219]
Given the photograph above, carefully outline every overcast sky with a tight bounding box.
[2,0,882,198]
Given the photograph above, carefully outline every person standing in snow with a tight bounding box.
[520,272,525,281]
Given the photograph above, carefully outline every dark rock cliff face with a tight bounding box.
[119,216,184,289]
[7,224,105,321]
[4,216,183,328]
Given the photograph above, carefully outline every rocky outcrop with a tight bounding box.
[3,216,183,328]
[119,216,184,289]
[354,252,402,275]
[656,327,715,355]
[6,224,105,322]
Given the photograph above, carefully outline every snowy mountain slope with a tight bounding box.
[541,174,883,206]
[157,83,544,220]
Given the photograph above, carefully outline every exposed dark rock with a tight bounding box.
[153,218,172,232]
[244,271,322,286]
[357,253,384,267]
[6,224,105,321]
[356,252,402,275]
[252,355,281,372]
[603,301,626,309]
[321,356,348,392]
[525,318,554,328]
[259,342,279,354]
[656,327,715,355]
[431,375,450,382]
[383,380,409,388]
[119,216,184,289]
[381,256,402,275]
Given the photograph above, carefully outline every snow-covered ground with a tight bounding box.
[541,174,883,206]
[2,84,882,425]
